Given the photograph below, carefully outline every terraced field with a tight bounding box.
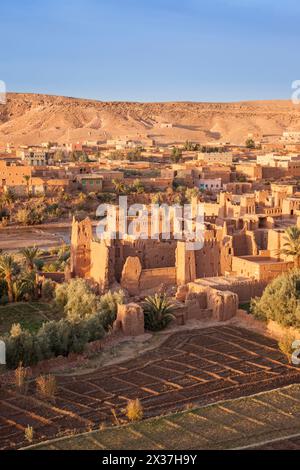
[27,384,300,450]
[1,325,300,450]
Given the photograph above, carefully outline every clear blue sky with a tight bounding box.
[1,0,299,102]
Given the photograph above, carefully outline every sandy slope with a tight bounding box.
[1,93,300,145]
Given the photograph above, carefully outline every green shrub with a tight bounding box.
[97,290,125,331]
[41,279,56,301]
[278,333,297,364]
[4,325,39,369]
[85,312,106,342]
[36,319,87,357]
[2,307,107,369]
[251,270,300,328]
[36,321,62,358]
[54,278,98,322]
[1,286,124,369]
[16,208,44,226]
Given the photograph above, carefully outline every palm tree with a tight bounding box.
[0,254,15,302]
[143,294,175,331]
[19,246,41,271]
[281,226,300,268]
[112,179,127,195]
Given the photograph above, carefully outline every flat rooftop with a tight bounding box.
[193,275,253,287]
[235,256,288,264]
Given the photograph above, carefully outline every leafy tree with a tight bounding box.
[107,151,124,161]
[143,294,175,331]
[16,208,44,226]
[171,147,183,163]
[184,141,200,151]
[4,324,38,368]
[251,270,300,328]
[54,278,98,322]
[41,279,56,301]
[245,138,255,149]
[71,151,89,162]
[97,290,125,331]
[185,187,199,202]
[127,147,143,161]
[280,226,300,268]
[278,332,297,364]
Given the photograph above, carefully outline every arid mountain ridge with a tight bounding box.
[1,93,300,146]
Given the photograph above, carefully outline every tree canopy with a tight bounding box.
[251,270,300,328]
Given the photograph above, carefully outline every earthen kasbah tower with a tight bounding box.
[70,217,93,279]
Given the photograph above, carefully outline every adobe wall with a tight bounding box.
[176,242,196,285]
[208,289,238,322]
[0,163,32,185]
[113,303,144,336]
[253,229,268,251]
[114,239,177,281]
[203,202,220,218]
[121,256,176,295]
[193,228,232,278]
[139,267,176,291]
[257,260,293,280]
[90,240,115,291]
[232,231,256,256]
[219,279,267,302]
[261,166,286,179]
[121,256,142,295]
[184,282,238,321]
[186,276,267,303]
[232,256,293,281]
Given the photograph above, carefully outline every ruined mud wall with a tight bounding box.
[90,240,115,291]
[114,239,177,281]
[207,278,267,303]
[139,267,176,291]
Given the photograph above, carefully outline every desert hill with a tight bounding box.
[1,93,300,146]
